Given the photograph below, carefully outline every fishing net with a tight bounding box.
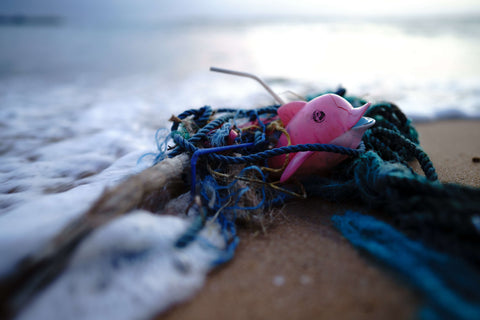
[157,89,480,268]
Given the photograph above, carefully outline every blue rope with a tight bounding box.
[172,130,364,163]
[189,143,255,198]
[211,213,239,266]
[302,98,480,266]
[217,105,279,115]
[142,89,480,320]
[333,212,480,320]
[197,166,269,217]
[155,89,480,273]
[209,142,365,164]
[171,105,213,131]
[165,100,367,258]
[168,113,235,158]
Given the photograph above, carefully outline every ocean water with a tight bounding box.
[0,16,479,319]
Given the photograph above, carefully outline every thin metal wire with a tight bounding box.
[210,67,285,105]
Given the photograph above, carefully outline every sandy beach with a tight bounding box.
[158,120,480,320]
[1,2,479,319]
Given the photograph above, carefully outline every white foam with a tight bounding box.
[0,183,103,276]
[0,75,230,319]
[16,211,226,320]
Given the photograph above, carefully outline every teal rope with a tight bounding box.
[168,113,235,158]
[158,91,480,267]
[150,90,480,320]
[368,127,437,181]
[333,212,480,320]
[303,99,480,266]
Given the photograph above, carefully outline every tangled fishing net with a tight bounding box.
[153,88,480,269]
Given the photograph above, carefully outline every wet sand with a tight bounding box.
[158,120,480,320]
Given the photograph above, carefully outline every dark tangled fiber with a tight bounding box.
[304,98,480,266]
[165,91,480,267]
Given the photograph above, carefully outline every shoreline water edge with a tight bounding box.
[1,13,479,320]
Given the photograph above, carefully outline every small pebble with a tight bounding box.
[300,275,313,285]
[472,157,480,163]
[273,275,285,287]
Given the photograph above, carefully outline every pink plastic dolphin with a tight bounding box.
[271,93,375,182]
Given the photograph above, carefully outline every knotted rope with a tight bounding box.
[155,90,480,268]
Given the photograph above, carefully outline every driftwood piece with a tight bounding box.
[0,154,190,319]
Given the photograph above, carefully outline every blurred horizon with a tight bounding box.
[1,0,479,120]
[1,0,480,27]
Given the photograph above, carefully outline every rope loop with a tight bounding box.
[151,90,480,267]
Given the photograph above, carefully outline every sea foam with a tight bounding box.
[16,212,225,320]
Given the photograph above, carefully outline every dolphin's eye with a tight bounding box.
[312,110,326,123]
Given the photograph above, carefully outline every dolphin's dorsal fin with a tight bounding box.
[277,101,306,126]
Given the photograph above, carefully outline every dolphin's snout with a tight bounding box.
[347,102,372,129]
[352,116,376,131]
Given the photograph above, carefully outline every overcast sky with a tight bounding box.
[1,0,479,22]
